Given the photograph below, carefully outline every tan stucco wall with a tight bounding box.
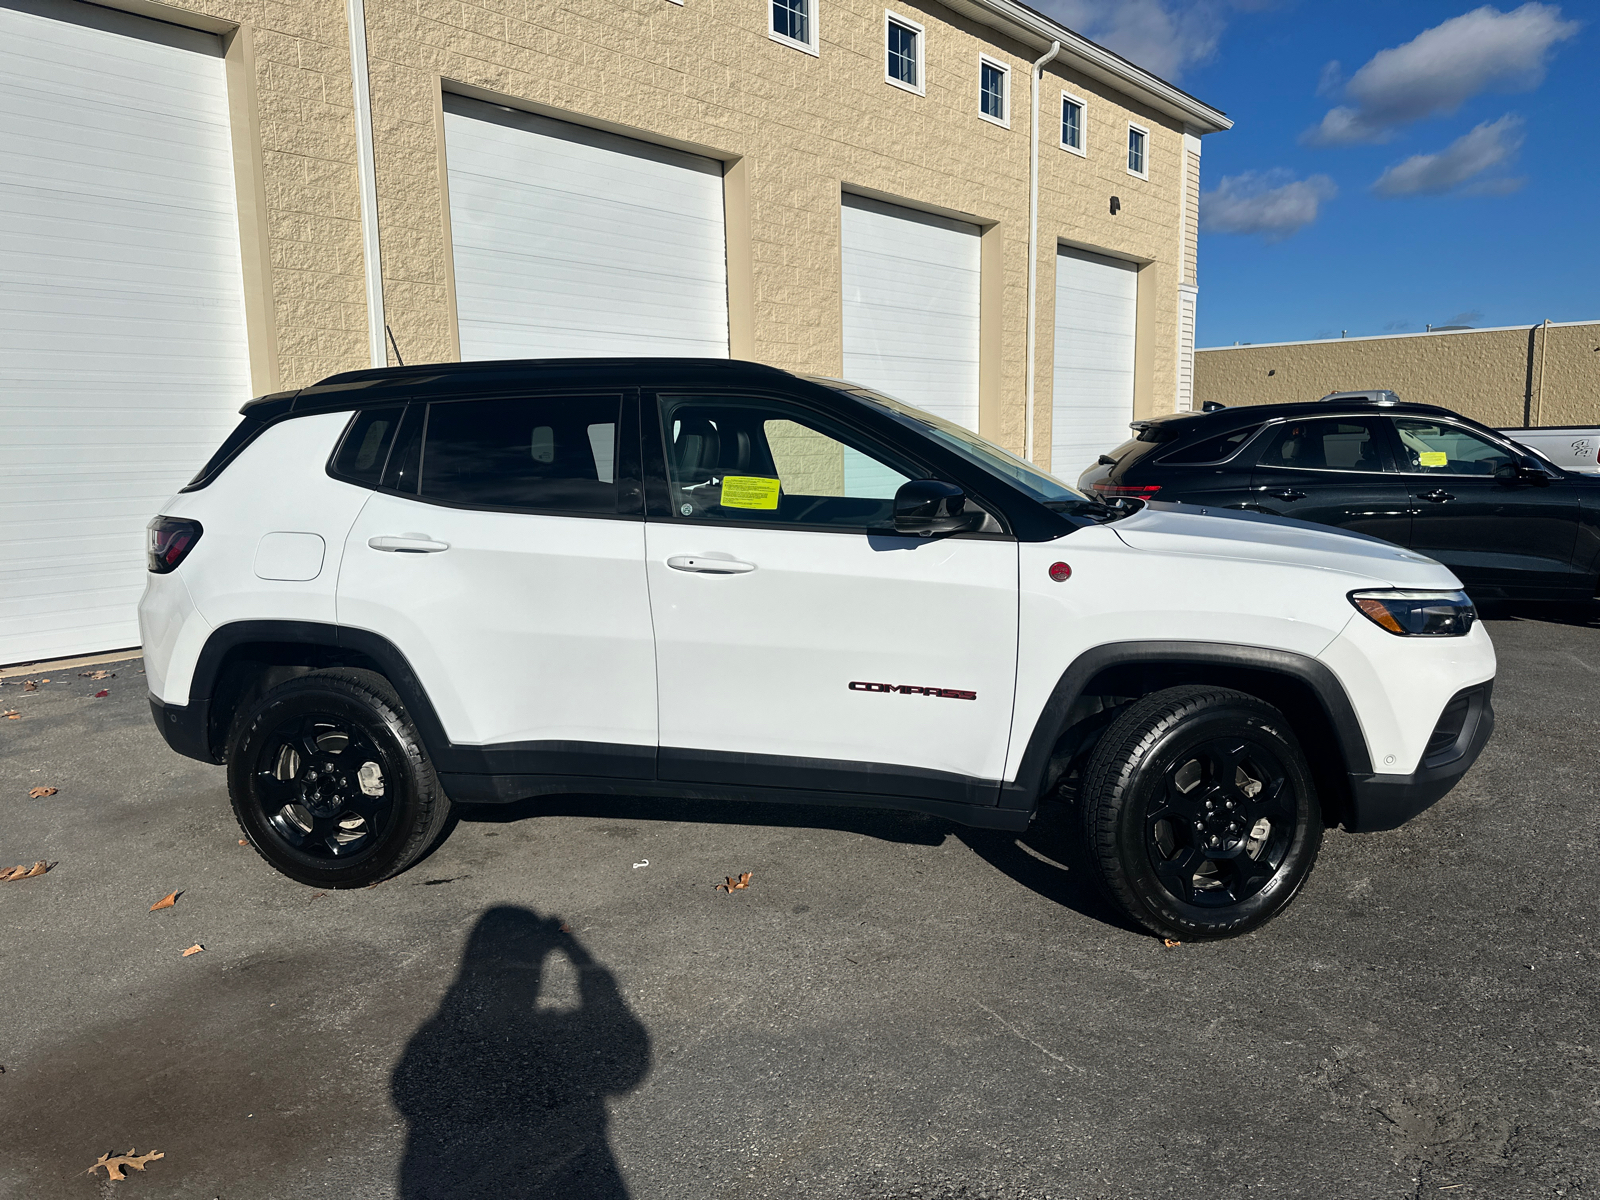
[97,0,1201,463]
[1195,322,1600,429]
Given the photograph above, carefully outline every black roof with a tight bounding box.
[1143,398,1489,438]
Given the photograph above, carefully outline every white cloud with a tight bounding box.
[1304,4,1579,145]
[1372,115,1525,196]
[1201,170,1338,241]
[1316,60,1344,98]
[1033,0,1271,81]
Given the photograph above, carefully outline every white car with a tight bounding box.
[139,360,1496,940]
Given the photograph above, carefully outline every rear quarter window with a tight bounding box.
[1160,424,1263,465]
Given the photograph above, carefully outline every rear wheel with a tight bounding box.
[1080,685,1322,940]
[226,669,452,887]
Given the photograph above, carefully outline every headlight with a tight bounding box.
[1349,589,1475,637]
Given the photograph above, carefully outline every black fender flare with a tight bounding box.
[1000,640,1373,810]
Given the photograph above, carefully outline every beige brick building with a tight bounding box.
[1,0,1227,662]
[1195,321,1600,430]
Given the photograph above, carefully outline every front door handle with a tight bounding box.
[1421,489,1455,503]
[368,535,450,553]
[1267,489,1306,502]
[666,555,756,574]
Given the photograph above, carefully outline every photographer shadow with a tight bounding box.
[392,905,650,1199]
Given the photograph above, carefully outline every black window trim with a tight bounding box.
[323,388,645,521]
[642,385,1016,540]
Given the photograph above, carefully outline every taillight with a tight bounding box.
[147,516,203,573]
[1092,482,1162,498]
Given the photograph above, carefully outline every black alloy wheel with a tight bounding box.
[227,669,453,887]
[1080,685,1322,940]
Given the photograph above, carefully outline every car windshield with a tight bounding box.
[814,379,1103,510]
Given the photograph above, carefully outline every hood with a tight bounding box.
[1109,502,1460,589]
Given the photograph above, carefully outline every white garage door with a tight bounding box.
[0,0,251,666]
[840,194,981,431]
[1052,247,1138,479]
[443,94,729,361]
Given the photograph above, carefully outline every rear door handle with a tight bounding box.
[368,535,450,553]
[1267,489,1306,502]
[666,555,756,574]
[1421,490,1455,503]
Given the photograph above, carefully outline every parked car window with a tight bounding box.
[1393,418,1516,475]
[1161,424,1262,465]
[331,407,405,486]
[419,395,621,513]
[657,396,919,529]
[1257,418,1385,473]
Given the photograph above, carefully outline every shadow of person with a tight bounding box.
[392,906,650,1199]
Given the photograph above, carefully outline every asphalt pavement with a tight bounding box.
[1,610,1596,1200]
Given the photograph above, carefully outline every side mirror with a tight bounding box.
[893,479,979,536]
[1495,462,1549,485]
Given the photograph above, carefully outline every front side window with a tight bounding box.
[418,395,622,513]
[771,0,814,50]
[885,13,921,91]
[658,395,920,530]
[1127,124,1148,177]
[979,58,1008,125]
[1392,419,1517,475]
[1257,418,1386,473]
[1060,93,1085,154]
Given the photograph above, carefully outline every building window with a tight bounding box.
[979,55,1009,127]
[1127,123,1149,178]
[1060,92,1085,156]
[884,11,923,94]
[771,0,817,54]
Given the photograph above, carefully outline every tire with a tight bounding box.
[226,668,453,888]
[1079,685,1322,941]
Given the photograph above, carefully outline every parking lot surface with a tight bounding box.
[1,611,1596,1200]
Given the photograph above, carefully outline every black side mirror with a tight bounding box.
[1496,462,1550,485]
[893,479,979,536]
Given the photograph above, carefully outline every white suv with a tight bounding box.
[139,360,1495,940]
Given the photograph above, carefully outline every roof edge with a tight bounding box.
[942,0,1231,133]
[1198,318,1600,354]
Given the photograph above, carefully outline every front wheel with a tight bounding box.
[226,669,453,887]
[1080,685,1322,941]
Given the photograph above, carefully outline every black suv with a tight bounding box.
[1076,399,1600,600]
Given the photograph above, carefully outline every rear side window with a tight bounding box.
[330,407,405,487]
[420,395,622,513]
[181,416,266,491]
[1257,418,1386,473]
[1161,424,1262,465]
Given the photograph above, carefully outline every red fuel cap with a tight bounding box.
[1048,562,1072,582]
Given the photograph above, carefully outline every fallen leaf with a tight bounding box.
[28,786,57,798]
[238,838,248,845]
[149,890,180,912]
[22,680,37,692]
[559,922,570,933]
[181,944,204,957]
[79,670,115,680]
[85,1149,164,1181]
[2,711,18,720]
[310,891,327,902]
[1163,938,1182,949]
[0,861,53,882]
[715,871,754,894]
[93,689,109,698]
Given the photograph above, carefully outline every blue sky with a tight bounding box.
[1035,1,1593,347]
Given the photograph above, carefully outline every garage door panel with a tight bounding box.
[840,193,981,431]
[444,93,729,361]
[0,0,250,664]
[1051,246,1137,480]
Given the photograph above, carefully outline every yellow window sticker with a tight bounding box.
[1418,451,1449,467]
[719,475,781,510]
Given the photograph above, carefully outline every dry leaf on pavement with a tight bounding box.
[0,861,53,882]
[28,786,57,798]
[2,710,18,719]
[80,670,114,680]
[181,944,204,957]
[1163,939,1182,949]
[85,1149,164,1181]
[93,689,109,698]
[22,680,37,692]
[149,891,180,911]
[715,872,754,894]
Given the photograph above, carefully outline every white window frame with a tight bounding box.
[1059,90,1086,157]
[978,54,1010,129]
[769,0,819,56]
[883,10,924,96]
[1126,121,1150,179]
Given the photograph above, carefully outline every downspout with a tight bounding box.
[1024,39,1061,463]
[1535,317,1551,426]
[347,0,386,368]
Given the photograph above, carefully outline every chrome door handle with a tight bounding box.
[368,535,450,553]
[1421,490,1455,503]
[666,555,755,574]
[1267,489,1306,502]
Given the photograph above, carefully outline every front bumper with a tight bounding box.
[149,694,216,764]
[1344,681,1494,831]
